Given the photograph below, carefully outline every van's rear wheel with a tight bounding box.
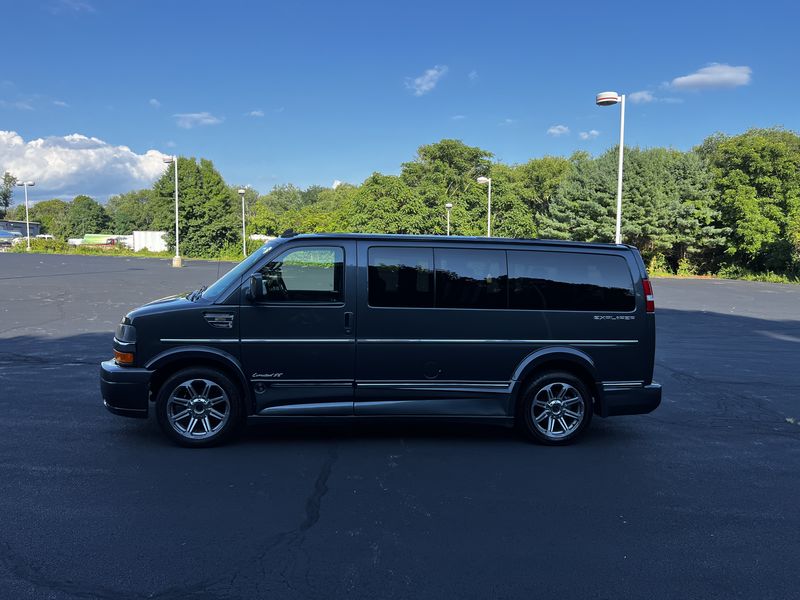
[155,368,243,447]
[519,372,592,445]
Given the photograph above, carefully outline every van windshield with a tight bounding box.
[201,240,281,302]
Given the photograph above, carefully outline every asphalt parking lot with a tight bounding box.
[1,253,799,599]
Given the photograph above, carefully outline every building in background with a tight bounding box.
[0,219,41,237]
[67,231,167,253]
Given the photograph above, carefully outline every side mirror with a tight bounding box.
[247,273,266,301]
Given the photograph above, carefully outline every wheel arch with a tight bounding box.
[146,346,253,414]
[509,346,602,417]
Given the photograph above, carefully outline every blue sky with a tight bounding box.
[2,0,799,201]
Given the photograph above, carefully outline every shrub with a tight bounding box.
[676,258,698,277]
[10,238,71,253]
[648,253,672,276]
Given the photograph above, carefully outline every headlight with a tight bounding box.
[115,323,137,343]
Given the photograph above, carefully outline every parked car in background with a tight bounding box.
[0,230,23,249]
[101,233,661,447]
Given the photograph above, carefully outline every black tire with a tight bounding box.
[155,367,244,448]
[518,371,593,445]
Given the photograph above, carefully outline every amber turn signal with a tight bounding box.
[114,349,135,365]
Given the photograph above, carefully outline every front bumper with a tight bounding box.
[100,360,152,419]
[600,382,662,417]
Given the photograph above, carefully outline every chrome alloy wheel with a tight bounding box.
[530,382,585,440]
[166,378,230,440]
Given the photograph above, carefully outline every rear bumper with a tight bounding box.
[600,382,662,417]
[100,360,152,419]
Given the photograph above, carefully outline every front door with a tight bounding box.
[239,241,356,415]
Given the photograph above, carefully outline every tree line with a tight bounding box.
[3,127,799,276]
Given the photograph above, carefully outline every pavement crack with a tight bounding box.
[299,445,338,533]
[203,444,339,599]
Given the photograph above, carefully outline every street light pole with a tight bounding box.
[238,188,247,258]
[163,156,182,267]
[16,181,35,251]
[445,202,452,236]
[477,176,492,237]
[596,91,626,244]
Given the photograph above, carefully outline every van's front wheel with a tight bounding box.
[155,368,243,447]
[519,372,592,445]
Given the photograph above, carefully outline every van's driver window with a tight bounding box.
[259,247,344,302]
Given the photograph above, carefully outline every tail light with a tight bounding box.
[642,279,655,313]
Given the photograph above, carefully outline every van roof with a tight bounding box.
[284,232,634,252]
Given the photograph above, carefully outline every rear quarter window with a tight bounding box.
[508,250,635,311]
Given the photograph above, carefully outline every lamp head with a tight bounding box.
[596,91,621,106]
[476,176,491,184]
[445,203,453,209]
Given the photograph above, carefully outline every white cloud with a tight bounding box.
[246,109,264,117]
[468,70,479,82]
[500,118,517,126]
[165,140,176,148]
[629,90,655,104]
[547,124,570,137]
[53,100,69,107]
[579,130,600,140]
[670,63,752,90]
[149,98,161,108]
[451,114,466,120]
[628,90,684,104]
[406,65,448,96]
[173,112,223,129]
[0,100,34,110]
[332,180,342,189]
[0,130,170,199]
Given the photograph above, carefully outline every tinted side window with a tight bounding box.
[508,251,635,311]
[259,246,344,302]
[435,249,507,309]
[368,247,434,307]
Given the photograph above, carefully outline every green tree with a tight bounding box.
[28,199,70,238]
[350,174,430,234]
[248,203,280,236]
[698,128,800,272]
[63,195,109,238]
[257,184,304,215]
[106,189,153,234]
[1,172,16,218]
[511,156,572,216]
[400,139,494,235]
[540,147,724,267]
[539,151,617,243]
[279,184,359,234]
[485,164,537,238]
[150,157,238,257]
[300,185,326,206]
